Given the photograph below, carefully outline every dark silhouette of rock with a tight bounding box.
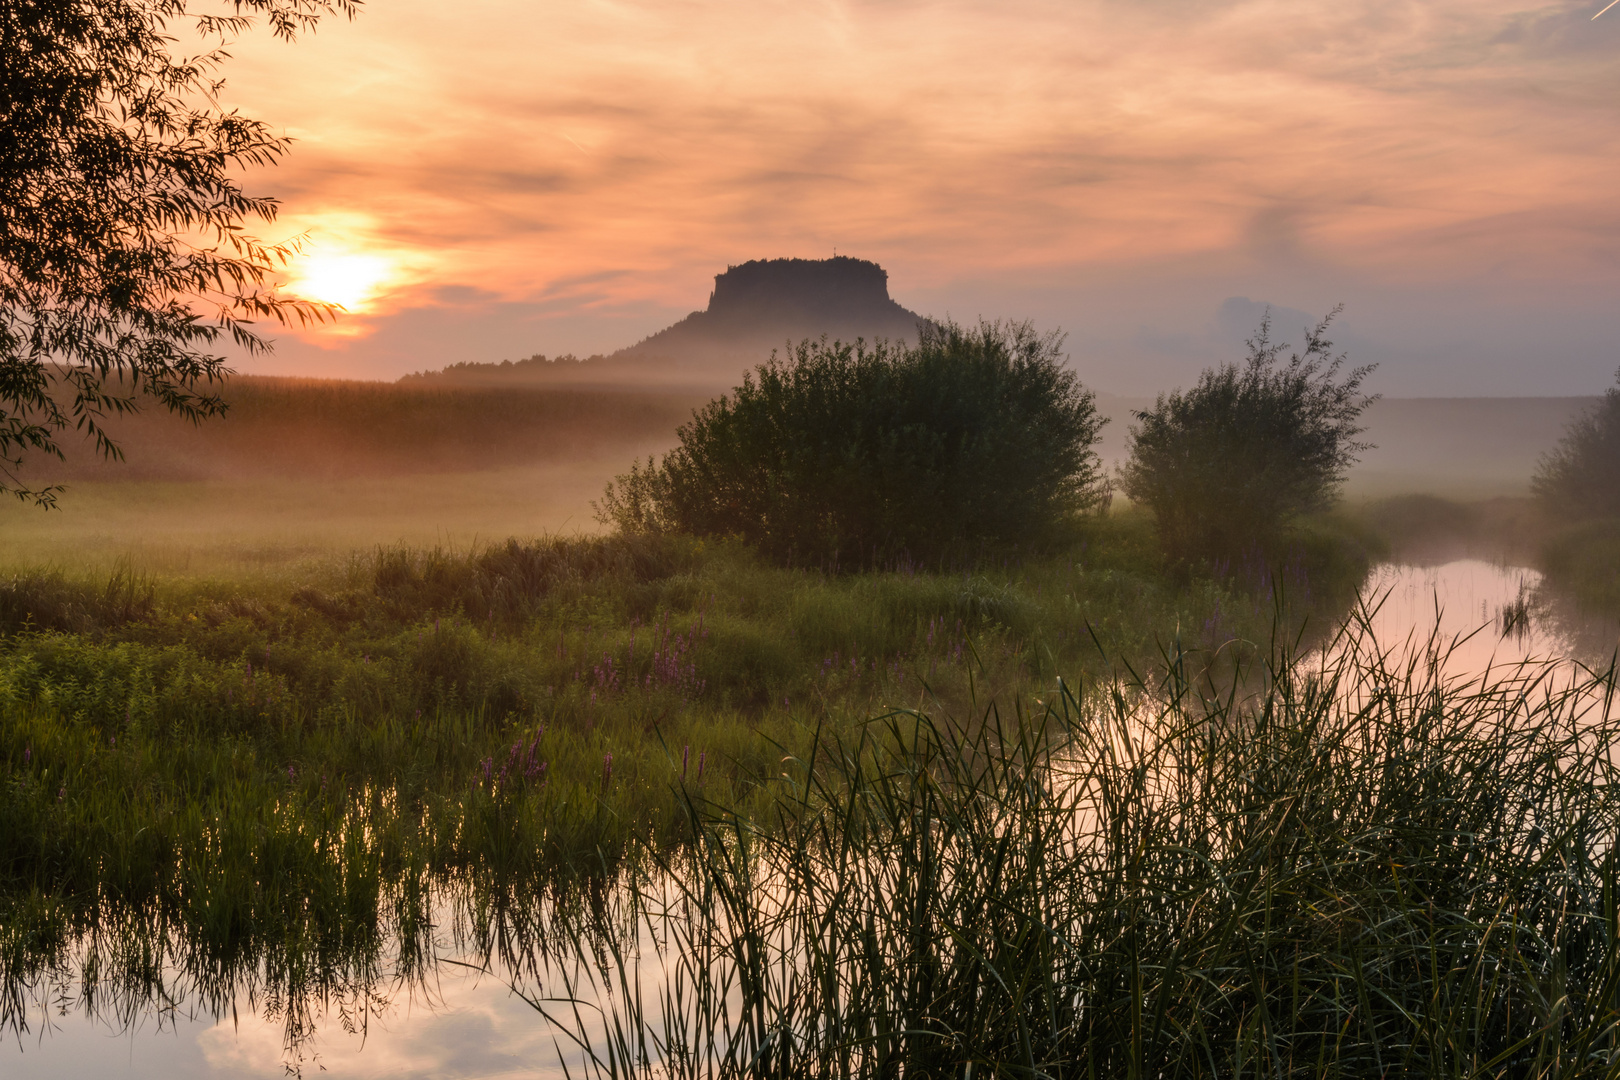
[621,257,925,364]
[400,257,926,390]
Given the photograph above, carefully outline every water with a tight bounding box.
[5,559,1617,1079]
[1359,559,1619,674]
[3,966,553,1079]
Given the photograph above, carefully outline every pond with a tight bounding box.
[4,559,1617,1079]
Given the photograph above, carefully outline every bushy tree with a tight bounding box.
[0,0,354,505]
[596,321,1109,567]
[1120,309,1374,562]
[1532,369,1620,520]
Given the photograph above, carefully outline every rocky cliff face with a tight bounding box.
[619,256,925,366]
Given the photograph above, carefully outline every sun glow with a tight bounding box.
[284,250,397,313]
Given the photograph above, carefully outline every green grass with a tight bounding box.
[0,514,1375,1068]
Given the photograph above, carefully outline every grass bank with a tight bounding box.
[0,513,1379,1067]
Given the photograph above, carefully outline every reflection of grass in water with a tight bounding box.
[549,613,1620,1078]
[1501,576,1534,638]
[1542,517,1620,618]
[0,522,1371,1068]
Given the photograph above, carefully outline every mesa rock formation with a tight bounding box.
[403,256,927,390]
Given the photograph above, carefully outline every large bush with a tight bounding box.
[1533,369,1620,520]
[1120,309,1374,563]
[596,321,1108,566]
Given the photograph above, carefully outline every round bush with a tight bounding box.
[596,321,1108,567]
[1120,309,1374,563]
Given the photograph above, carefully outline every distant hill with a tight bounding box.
[401,256,927,390]
[621,256,924,364]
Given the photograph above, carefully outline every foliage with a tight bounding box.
[0,0,354,505]
[1533,369,1620,521]
[560,618,1620,1078]
[1539,518,1620,615]
[1121,308,1375,563]
[597,321,1110,567]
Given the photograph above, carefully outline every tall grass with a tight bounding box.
[542,609,1620,1077]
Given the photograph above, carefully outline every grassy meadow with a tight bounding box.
[6,374,1620,1075]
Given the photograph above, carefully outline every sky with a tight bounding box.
[217,0,1620,395]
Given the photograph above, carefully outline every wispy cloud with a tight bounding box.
[218,0,1620,390]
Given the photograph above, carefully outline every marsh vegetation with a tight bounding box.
[5,321,1620,1077]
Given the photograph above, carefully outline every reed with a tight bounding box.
[544,607,1620,1078]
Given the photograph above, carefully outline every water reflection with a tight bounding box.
[6,560,1620,1078]
[0,885,618,1079]
[1362,559,1620,674]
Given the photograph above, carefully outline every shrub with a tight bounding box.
[1120,308,1374,563]
[1533,369,1620,520]
[596,321,1109,567]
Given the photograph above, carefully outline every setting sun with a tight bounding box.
[284,250,396,312]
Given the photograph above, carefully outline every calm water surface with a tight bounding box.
[5,559,1615,1079]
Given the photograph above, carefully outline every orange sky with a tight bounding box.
[217,0,1620,394]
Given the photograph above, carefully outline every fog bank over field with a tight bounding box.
[8,257,1596,568]
[4,375,1589,578]
[1095,394,1598,501]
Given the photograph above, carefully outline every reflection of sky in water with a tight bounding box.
[3,960,578,1079]
[1360,560,1548,676]
[1358,560,1619,677]
[8,559,1619,1078]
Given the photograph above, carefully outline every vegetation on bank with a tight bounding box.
[0,514,1376,1042]
[1528,369,1620,617]
[1121,308,1375,563]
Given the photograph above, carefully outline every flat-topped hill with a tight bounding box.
[401,257,926,390]
[623,256,924,360]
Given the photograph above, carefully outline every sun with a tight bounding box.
[284,251,396,312]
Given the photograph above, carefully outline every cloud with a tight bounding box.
[206,0,1620,391]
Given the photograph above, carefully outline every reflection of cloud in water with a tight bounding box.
[194,966,564,1079]
[3,948,581,1080]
